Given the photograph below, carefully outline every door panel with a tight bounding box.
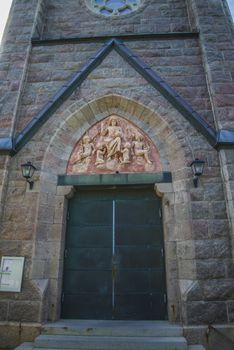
[63,270,112,293]
[62,193,113,319]
[116,225,162,245]
[62,294,112,319]
[116,246,163,268]
[65,247,112,269]
[115,270,151,293]
[61,186,167,320]
[115,200,160,225]
[69,199,113,225]
[67,226,112,247]
[114,191,165,320]
[114,292,166,320]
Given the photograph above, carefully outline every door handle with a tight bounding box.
[112,265,118,280]
[112,255,119,280]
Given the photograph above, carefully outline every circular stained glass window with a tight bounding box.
[87,0,141,16]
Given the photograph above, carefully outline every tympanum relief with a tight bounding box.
[67,115,161,174]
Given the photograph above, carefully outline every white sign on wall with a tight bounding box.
[0,257,24,292]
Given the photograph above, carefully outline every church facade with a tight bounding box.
[0,0,234,349]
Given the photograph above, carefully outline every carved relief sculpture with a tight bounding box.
[132,134,152,164]
[101,116,123,161]
[67,115,162,174]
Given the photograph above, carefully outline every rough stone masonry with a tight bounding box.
[0,0,234,349]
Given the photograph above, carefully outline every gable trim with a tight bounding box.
[31,32,200,46]
[0,38,233,155]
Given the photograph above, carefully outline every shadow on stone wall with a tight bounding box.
[205,325,234,350]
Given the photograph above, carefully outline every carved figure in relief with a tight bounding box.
[72,135,94,164]
[101,116,123,160]
[67,115,161,175]
[121,142,131,164]
[132,135,152,164]
[95,144,107,166]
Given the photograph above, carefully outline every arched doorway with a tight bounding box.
[34,94,192,323]
[61,185,167,320]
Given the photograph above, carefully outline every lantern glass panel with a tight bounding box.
[21,162,35,179]
[191,159,205,176]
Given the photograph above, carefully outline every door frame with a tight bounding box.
[61,184,167,320]
[41,172,184,323]
[56,172,175,321]
[57,172,172,187]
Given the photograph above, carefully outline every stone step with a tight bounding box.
[15,343,34,350]
[34,334,188,350]
[16,340,207,350]
[42,320,183,337]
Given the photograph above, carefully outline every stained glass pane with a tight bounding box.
[119,7,131,14]
[106,0,126,10]
[95,0,105,5]
[88,0,141,16]
[100,8,112,15]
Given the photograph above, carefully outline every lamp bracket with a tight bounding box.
[193,176,198,188]
[26,179,34,190]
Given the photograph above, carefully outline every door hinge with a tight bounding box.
[64,249,68,259]
[61,292,65,303]
[159,207,162,218]
[164,293,167,304]
[67,211,70,220]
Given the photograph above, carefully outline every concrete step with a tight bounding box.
[34,334,188,350]
[188,347,206,350]
[42,320,183,337]
[15,343,34,350]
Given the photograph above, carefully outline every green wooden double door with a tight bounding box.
[61,186,167,320]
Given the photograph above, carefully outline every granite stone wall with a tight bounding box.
[187,0,234,323]
[43,0,191,38]
[0,0,234,348]
[15,37,214,133]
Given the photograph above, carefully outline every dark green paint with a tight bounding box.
[57,172,172,186]
[62,186,167,320]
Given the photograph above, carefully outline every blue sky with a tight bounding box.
[0,0,13,43]
[0,0,234,44]
[228,0,234,18]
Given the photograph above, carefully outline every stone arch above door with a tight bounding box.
[34,94,195,322]
[43,94,191,176]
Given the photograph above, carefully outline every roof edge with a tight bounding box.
[0,137,15,155]
[1,38,233,155]
[215,129,234,149]
[113,39,217,146]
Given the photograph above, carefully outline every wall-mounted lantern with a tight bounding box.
[21,161,36,190]
[190,158,205,188]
